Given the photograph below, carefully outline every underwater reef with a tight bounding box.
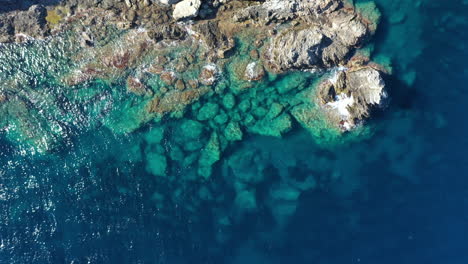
[0,0,390,249]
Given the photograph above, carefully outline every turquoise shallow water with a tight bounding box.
[1,0,468,263]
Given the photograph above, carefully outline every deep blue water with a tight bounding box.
[2,0,468,263]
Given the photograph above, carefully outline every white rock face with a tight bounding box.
[172,0,202,20]
[264,0,368,71]
[347,68,386,105]
[270,28,324,71]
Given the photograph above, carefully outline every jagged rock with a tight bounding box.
[249,113,292,137]
[233,0,341,24]
[233,0,298,23]
[175,79,186,90]
[318,66,386,131]
[172,0,201,20]
[160,71,177,85]
[197,102,219,121]
[199,64,218,85]
[268,28,324,72]
[249,49,259,60]
[198,132,221,179]
[347,67,386,105]
[127,76,152,96]
[192,21,234,58]
[0,15,14,42]
[225,122,243,141]
[0,4,48,42]
[261,0,369,71]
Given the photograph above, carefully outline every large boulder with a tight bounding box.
[172,0,201,20]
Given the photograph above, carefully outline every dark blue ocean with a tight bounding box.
[1,0,468,263]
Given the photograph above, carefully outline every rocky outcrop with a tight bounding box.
[172,0,201,20]
[0,0,58,13]
[263,0,370,72]
[0,4,48,42]
[233,0,342,24]
[192,20,234,58]
[317,66,386,131]
[268,28,325,72]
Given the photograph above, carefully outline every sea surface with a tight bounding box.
[1,0,468,263]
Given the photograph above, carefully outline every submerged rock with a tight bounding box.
[243,62,265,81]
[127,76,152,96]
[199,64,218,85]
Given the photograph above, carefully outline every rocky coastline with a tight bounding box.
[0,0,388,159]
[0,0,390,248]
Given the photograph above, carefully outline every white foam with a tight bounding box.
[326,93,354,118]
[202,64,218,83]
[136,27,147,33]
[328,66,348,85]
[203,64,217,72]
